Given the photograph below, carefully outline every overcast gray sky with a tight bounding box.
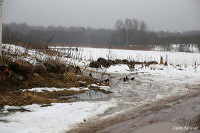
[3,0,200,31]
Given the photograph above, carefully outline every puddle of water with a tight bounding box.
[96,72,194,117]
[60,90,111,102]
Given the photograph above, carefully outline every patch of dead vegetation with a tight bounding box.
[89,57,158,69]
[7,108,30,113]
[38,49,61,57]
[0,56,111,106]
[10,60,35,75]
[191,115,200,131]
[35,64,47,74]
[0,68,109,92]
[43,59,67,74]
[0,66,111,106]
[0,90,83,106]
[20,52,29,57]
[78,75,109,86]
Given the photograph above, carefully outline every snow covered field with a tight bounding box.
[50,46,200,65]
[3,44,200,66]
[153,44,200,53]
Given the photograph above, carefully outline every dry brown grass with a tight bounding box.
[10,60,35,75]
[43,59,67,74]
[0,70,110,106]
[0,90,83,106]
[35,64,47,74]
[63,72,77,82]
[20,52,29,57]
[0,65,108,91]
[38,49,61,57]
[11,42,154,51]
[24,73,80,89]
[50,43,153,51]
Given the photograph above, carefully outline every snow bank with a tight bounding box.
[2,44,50,65]
[106,64,130,73]
[23,85,111,92]
[23,87,89,92]
[0,100,117,133]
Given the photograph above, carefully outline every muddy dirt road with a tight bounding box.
[67,90,200,133]
[66,71,200,133]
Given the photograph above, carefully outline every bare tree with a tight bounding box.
[45,34,54,44]
[124,19,132,45]
[115,20,124,45]
[45,34,54,49]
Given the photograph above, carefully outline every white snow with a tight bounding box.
[98,86,111,91]
[153,44,199,53]
[91,84,98,87]
[24,86,112,92]
[0,100,117,133]
[23,87,89,92]
[106,64,131,73]
[2,44,54,65]
[51,46,200,66]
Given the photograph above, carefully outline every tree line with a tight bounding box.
[2,20,200,46]
[3,23,113,45]
[111,18,200,46]
[111,18,156,45]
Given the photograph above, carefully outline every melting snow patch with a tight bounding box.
[23,87,89,92]
[90,84,110,91]
[0,100,117,133]
[106,64,131,73]
[99,86,111,91]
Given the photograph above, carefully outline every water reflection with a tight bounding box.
[61,90,111,102]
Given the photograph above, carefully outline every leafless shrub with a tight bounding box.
[35,64,47,74]
[66,65,82,74]
[89,61,101,68]
[100,67,108,80]
[11,60,35,75]
[43,59,67,74]
[82,64,89,73]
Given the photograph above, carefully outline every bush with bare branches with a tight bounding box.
[43,60,67,74]
[11,60,35,75]
[35,64,47,74]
